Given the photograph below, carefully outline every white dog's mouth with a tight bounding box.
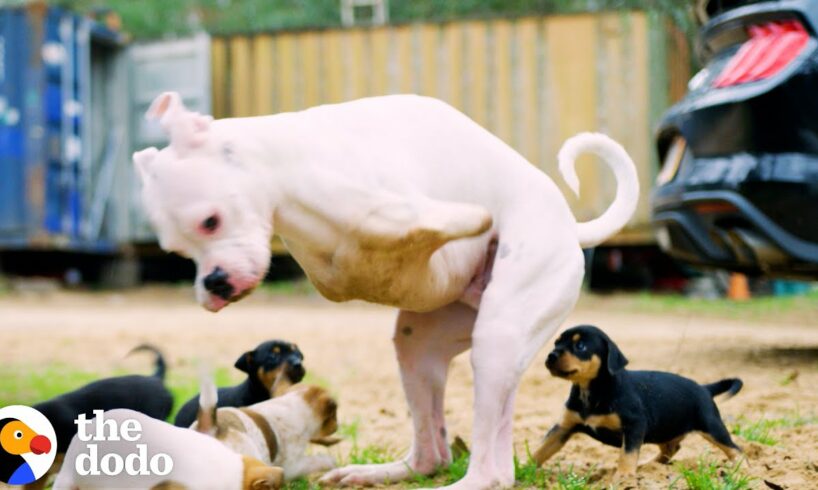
[203,286,257,312]
[200,267,262,312]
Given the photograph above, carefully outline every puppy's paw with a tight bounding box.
[607,472,638,489]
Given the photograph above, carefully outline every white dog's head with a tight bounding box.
[134,92,273,312]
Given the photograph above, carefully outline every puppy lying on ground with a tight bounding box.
[27,345,173,490]
[534,325,743,483]
[193,373,338,482]
[174,340,305,427]
[52,409,282,490]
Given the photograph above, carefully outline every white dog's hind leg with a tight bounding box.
[444,234,585,489]
[320,303,475,486]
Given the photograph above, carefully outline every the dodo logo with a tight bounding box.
[0,405,56,485]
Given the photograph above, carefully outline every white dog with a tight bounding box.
[133,92,638,489]
[52,409,282,490]
[192,375,338,481]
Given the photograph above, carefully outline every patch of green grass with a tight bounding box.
[731,413,818,446]
[258,279,316,296]
[335,417,398,466]
[731,419,778,446]
[545,462,598,490]
[585,287,818,324]
[671,457,754,490]
[283,477,320,490]
[407,436,470,486]
[337,418,360,441]
[513,443,598,489]
[0,365,103,407]
[514,455,549,488]
[409,442,596,489]
[302,371,331,389]
[0,363,241,424]
[409,452,470,487]
[347,444,397,465]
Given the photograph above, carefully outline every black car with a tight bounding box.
[651,0,818,278]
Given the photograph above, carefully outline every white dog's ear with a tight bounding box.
[146,91,212,154]
[133,147,159,183]
[146,92,183,126]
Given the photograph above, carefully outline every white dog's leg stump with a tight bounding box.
[320,303,475,486]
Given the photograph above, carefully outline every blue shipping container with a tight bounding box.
[0,4,126,252]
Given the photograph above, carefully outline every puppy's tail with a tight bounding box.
[558,133,640,248]
[196,365,219,435]
[127,344,167,380]
[704,378,743,400]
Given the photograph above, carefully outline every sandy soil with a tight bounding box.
[1,288,817,489]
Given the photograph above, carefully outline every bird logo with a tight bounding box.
[0,406,56,485]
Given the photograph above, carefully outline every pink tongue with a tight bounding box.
[207,295,229,312]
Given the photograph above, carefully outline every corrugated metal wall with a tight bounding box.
[211,12,690,243]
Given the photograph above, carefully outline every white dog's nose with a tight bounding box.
[203,267,234,300]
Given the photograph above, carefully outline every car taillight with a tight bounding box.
[713,19,809,88]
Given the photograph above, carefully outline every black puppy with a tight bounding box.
[174,340,305,427]
[534,325,742,480]
[28,345,172,489]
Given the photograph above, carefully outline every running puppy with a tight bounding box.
[175,340,305,427]
[534,325,742,482]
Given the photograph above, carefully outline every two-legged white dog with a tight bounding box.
[133,93,638,488]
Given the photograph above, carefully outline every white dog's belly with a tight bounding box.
[286,232,493,311]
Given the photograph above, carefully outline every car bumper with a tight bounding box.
[653,185,818,277]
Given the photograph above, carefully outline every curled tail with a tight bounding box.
[127,344,167,380]
[704,378,743,400]
[195,365,219,435]
[558,133,640,248]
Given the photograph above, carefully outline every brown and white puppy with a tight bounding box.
[193,375,338,482]
[52,409,283,490]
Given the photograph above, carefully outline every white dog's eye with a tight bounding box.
[200,214,220,234]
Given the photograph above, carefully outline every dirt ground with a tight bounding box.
[1,287,817,489]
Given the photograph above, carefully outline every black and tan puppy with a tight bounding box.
[534,325,742,481]
[174,340,305,427]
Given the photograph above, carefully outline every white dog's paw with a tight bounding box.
[319,460,416,487]
[311,454,336,473]
[427,471,513,490]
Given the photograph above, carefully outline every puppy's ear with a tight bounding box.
[310,436,342,447]
[301,386,339,436]
[235,352,254,373]
[605,336,628,375]
[255,467,284,490]
[244,461,283,490]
